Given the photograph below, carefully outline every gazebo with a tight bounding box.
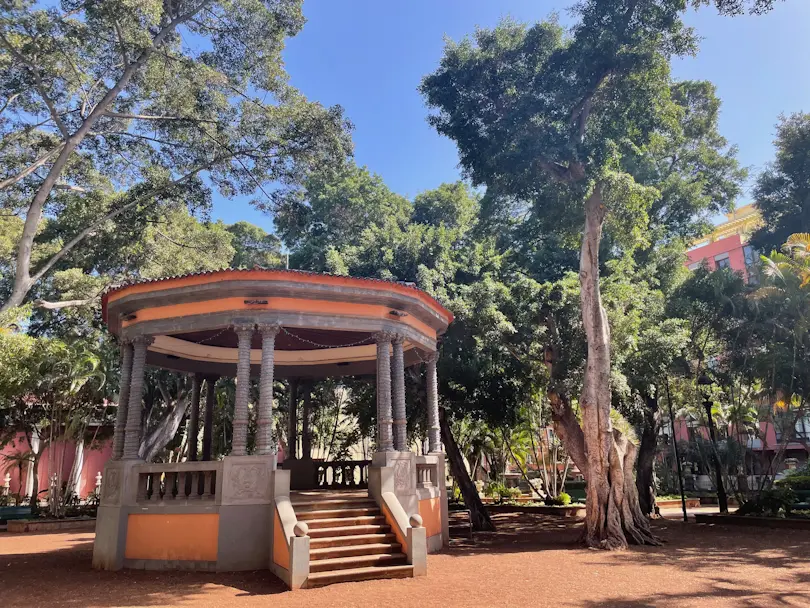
[92,269,452,589]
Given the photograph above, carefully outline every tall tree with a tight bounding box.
[421,2,716,548]
[751,113,810,253]
[0,0,351,313]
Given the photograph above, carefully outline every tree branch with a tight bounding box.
[0,146,63,191]
[103,111,219,123]
[0,33,72,140]
[33,297,97,310]
[28,155,229,286]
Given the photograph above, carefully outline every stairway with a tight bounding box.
[291,492,414,588]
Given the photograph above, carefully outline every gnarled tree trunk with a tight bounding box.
[439,409,496,532]
[577,185,659,550]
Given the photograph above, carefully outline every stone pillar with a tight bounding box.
[426,352,441,453]
[122,335,154,459]
[392,335,407,451]
[375,332,395,453]
[202,376,218,461]
[257,324,280,455]
[301,382,312,460]
[112,339,133,460]
[287,379,298,460]
[188,374,202,461]
[232,324,254,457]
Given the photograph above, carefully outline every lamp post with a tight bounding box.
[697,374,728,514]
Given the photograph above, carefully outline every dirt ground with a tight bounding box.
[1,513,809,608]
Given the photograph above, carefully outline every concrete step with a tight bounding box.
[305,515,386,529]
[296,507,381,521]
[291,498,377,511]
[309,552,407,573]
[309,533,397,549]
[304,564,414,589]
[310,542,403,561]
[307,524,389,539]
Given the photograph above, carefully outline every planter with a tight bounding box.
[7,517,96,533]
[657,498,701,509]
[486,504,586,518]
[694,513,810,530]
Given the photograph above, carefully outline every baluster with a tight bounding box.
[202,471,212,499]
[137,474,148,501]
[150,474,161,501]
[189,471,200,500]
[169,472,178,499]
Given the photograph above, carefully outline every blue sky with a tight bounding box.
[212,0,810,233]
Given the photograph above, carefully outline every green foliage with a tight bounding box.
[738,486,797,516]
[0,0,352,310]
[483,481,520,503]
[752,113,810,252]
[778,476,810,491]
[545,492,572,506]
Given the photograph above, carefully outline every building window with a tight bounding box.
[687,262,701,271]
[714,253,731,270]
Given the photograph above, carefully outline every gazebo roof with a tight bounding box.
[101,268,453,379]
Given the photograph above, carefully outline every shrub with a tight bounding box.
[738,486,798,516]
[483,481,506,499]
[544,492,572,506]
[778,476,810,491]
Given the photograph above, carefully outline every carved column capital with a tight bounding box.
[131,335,155,347]
[257,323,281,338]
[374,330,396,344]
[232,323,256,337]
[391,333,405,346]
[425,351,439,364]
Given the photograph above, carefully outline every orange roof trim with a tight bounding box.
[101,268,454,325]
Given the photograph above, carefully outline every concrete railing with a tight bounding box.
[416,454,440,489]
[269,469,310,590]
[134,461,223,505]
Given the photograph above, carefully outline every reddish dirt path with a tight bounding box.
[1,513,809,608]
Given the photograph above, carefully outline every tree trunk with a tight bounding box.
[139,397,190,462]
[636,394,660,517]
[439,409,496,532]
[577,185,659,549]
[30,453,41,516]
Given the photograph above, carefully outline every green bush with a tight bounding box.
[544,492,572,506]
[778,475,810,491]
[483,482,522,503]
[738,486,798,516]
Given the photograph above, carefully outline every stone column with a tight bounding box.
[188,374,202,461]
[287,378,299,460]
[112,339,133,460]
[392,335,407,451]
[375,332,395,453]
[301,382,312,460]
[232,324,254,457]
[123,335,154,459]
[257,324,280,455]
[426,351,441,453]
[202,376,218,461]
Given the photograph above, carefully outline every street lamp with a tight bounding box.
[697,373,728,513]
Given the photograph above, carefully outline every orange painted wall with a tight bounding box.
[273,509,290,571]
[125,514,219,562]
[419,498,442,539]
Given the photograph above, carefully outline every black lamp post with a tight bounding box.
[697,373,728,513]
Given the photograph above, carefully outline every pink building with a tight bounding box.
[1,432,113,499]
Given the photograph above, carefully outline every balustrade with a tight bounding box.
[135,462,221,504]
[416,455,440,489]
[315,460,371,489]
